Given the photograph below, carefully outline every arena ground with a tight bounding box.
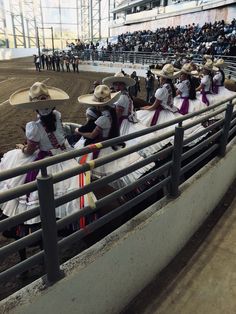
[0,57,148,155]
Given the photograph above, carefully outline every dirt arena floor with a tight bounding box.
[0,57,147,155]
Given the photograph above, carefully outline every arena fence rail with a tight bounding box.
[0,96,236,290]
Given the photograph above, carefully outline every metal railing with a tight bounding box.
[0,95,236,292]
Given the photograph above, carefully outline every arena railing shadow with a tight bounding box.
[0,96,236,298]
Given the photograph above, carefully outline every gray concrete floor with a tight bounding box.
[122,184,236,314]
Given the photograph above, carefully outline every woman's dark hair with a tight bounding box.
[219,68,225,85]
[37,109,56,133]
[166,78,176,97]
[208,71,214,93]
[188,75,196,100]
[104,106,126,150]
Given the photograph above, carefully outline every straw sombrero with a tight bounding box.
[10,82,69,110]
[177,63,194,75]
[214,58,226,68]
[102,72,135,87]
[202,60,218,72]
[78,84,121,107]
[152,64,179,79]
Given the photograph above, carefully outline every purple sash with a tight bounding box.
[201,89,211,106]
[151,106,163,126]
[24,151,52,184]
[179,97,189,115]
[212,84,219,94]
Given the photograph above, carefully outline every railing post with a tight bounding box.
[218,101,233,157]
[169,125,184,198]
[37,171,63,285]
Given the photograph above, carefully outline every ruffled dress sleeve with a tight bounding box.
[25,121,40,144]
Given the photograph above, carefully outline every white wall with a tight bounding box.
[1,139,236,314]
[0,48,37,60]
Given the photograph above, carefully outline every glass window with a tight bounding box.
[60,9,77,24]
[41,0,59,7]
[43,8,60,24]
[60,0,76,8]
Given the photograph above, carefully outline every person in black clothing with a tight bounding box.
[67,107,100,146]
[41,54,45,69]
[129,71,141,97]
[145,70,155,102]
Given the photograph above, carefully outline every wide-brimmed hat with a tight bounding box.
[177,63,194,75]
[102,72,135,87]
[214,58,226,68]
[9,82,69,110]
[78,84,121,107]
[202,60,218,72]
[152,64,179,79]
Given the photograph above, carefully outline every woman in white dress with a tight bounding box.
[213,59,236,102]
[0,82,96,233]
[136,64,206,147]
[174,63,206,114]
[196,60,218,107]
[136,64,180,148]
[76,85,155,190]
[102,72,162,156]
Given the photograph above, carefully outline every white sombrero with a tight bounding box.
[10,82,69,110]
[202,60,218,72]
[102,72,135,87]
[78,84,121,107]
[152,64,179,79]
[214,58,226,68]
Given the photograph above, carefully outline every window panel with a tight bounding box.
[60,9,76,24]
[41,0,59,8]
[43,8,60,24]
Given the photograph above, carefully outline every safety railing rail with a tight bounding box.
[0,96,235,289]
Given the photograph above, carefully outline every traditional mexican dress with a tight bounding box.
[115,90,164,155]
[137,83,179,148]
[174,79,206,114]
[0,110,96,226]
[74,109,155,190]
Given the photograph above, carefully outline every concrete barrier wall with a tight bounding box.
[0,48,37,61]
[2,138,236,314]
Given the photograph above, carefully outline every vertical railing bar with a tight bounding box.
[218,101,233,157]
[37,171,64,285]
[169,126,184,197]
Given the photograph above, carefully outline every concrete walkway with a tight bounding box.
[122,186,236,314]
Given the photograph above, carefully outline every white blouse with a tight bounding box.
[155,83,177,112]
[95,110,111,138]
[201,75,212,92]
[114,93,131,116]
[26,110,65,151]
[213,72,223,86]
[176,80,190,97]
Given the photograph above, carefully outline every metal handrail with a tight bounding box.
[0,97,235,289]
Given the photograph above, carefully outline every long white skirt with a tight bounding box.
[136,109,178,148]
[120,119,163,157]
[74,138,155,190]
[174,97,206,114]
[0,146,96,224]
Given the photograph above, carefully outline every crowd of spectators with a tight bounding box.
[68,19,236,57]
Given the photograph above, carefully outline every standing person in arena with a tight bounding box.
[145,70,155,102]
[174,63,206,114]
[129,71,141,98]
[0,81,96,235]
